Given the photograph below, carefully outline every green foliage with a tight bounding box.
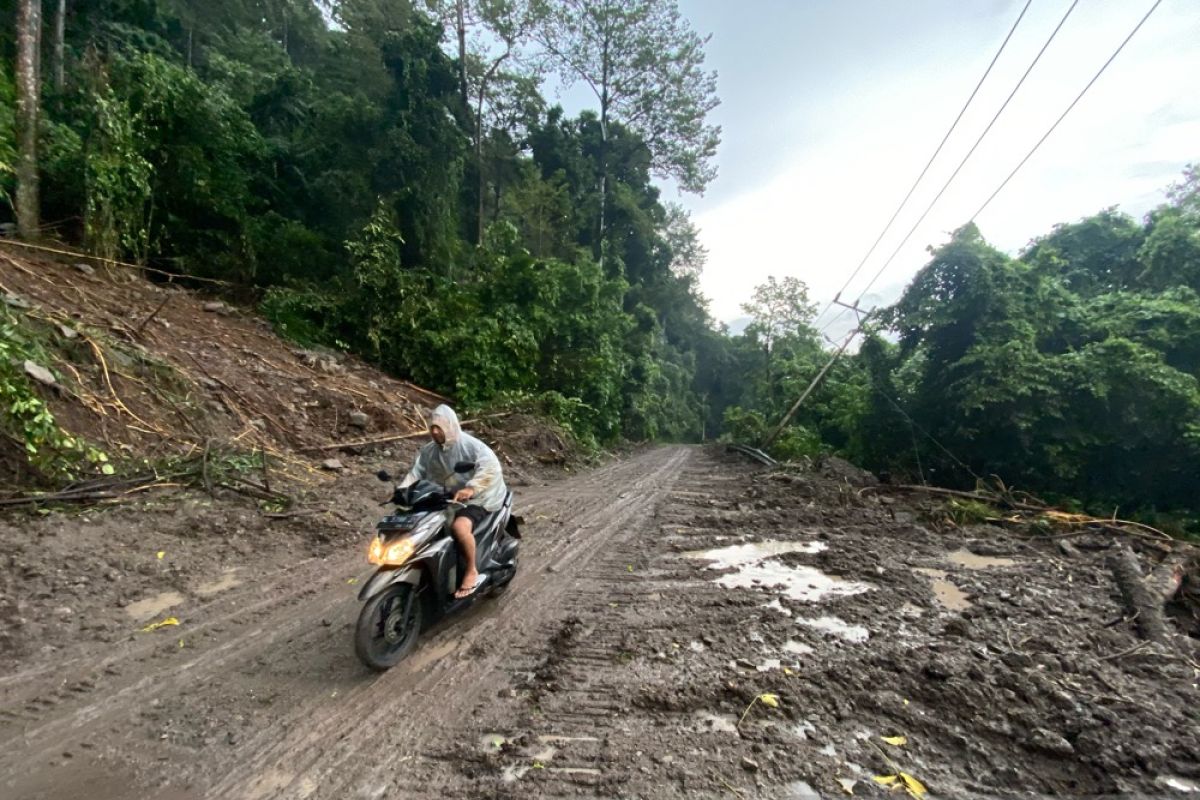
[0,307,113,480]
[0,61,14,209]
[83,67,154,261]
[858,185,1200,520]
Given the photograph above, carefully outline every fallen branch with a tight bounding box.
[298,415,509,452]
[0,239,231,285]
[133,293,171,336]
[866,483,1173,541]
[299,429,428,452]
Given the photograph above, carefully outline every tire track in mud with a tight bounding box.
[204,446,693,800]
[0,446,694,800]
[418,448,767,797]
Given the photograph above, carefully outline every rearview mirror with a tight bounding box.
[376,470,392,482]
[453,461,476,473]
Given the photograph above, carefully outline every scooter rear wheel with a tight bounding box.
[355,583,422,670]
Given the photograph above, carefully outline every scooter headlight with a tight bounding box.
[384,538,416,565]
[368,535,416,566]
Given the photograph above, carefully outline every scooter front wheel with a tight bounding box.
[354,583,422,670]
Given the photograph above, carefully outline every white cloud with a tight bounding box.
[685,0,1200,321]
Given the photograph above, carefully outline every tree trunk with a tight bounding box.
[15,0,43,240]
[1107,544,1174,645]
[53,0,66,92]
[598,54,609,271]
[456,0,469,108]
[476,86,486,244]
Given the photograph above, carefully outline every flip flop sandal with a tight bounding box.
[455,579,481,599]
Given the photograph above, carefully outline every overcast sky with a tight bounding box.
[647,0,1200,326]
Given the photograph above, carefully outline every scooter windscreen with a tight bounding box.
[391,479,450,510]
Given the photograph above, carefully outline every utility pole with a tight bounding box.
[761,298,872,450]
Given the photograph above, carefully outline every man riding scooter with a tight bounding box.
[399,405,506,598]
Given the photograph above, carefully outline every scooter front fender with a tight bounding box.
[357,566,422,602]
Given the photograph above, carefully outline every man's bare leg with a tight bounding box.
[452,516,479,598]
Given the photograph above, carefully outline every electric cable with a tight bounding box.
[821,0,1081,335]
[810,0,1034,330]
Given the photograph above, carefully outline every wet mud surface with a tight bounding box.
[3,446,1199,799]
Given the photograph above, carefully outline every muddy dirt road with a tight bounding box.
[3,446,1198,799]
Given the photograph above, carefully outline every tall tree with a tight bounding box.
[535,0,719,265]
[14,0,41,238]
[427,0,543,241]
[53,0,67,92]
[741,275,816,391]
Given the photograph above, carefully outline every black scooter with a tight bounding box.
[353,461,521,670]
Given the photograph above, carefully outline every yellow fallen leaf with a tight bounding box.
[141,616,180,632]
[882,735,908,746]
[347,578,358,584]
[903,699,910,706]
[759,693,779,708]
[783,667,794,675]
[156,551,165,560]
[626,565,633,572]
[178,639,185,648]
[899,772,927,798]
[873,773,926,798]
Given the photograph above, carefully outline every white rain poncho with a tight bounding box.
[400,405,507,511]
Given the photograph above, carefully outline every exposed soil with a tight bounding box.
[3,446,1198,800]
[0,246,447,490]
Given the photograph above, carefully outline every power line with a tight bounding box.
[972,0,1164,221]
[821,0,1081,336]
[810,0,1033,331]
[870,383,981,483]
[766,0,1162,452]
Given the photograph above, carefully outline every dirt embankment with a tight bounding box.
[0,244,584,676]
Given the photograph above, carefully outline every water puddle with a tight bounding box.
[195,568,242,597]
[792,719,817,740]
[692,711,739,735]
[765,598,793,617]
[722,562,871,602]
[1159,776,1200,793]
[784,781,821,799]
[783,640,814,655]
[946,548,1018,569]
[684,539,826,566]
[124,591,184,620]
[799,616,869,643]
[915,567,972,611]
[687,539,870,603]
